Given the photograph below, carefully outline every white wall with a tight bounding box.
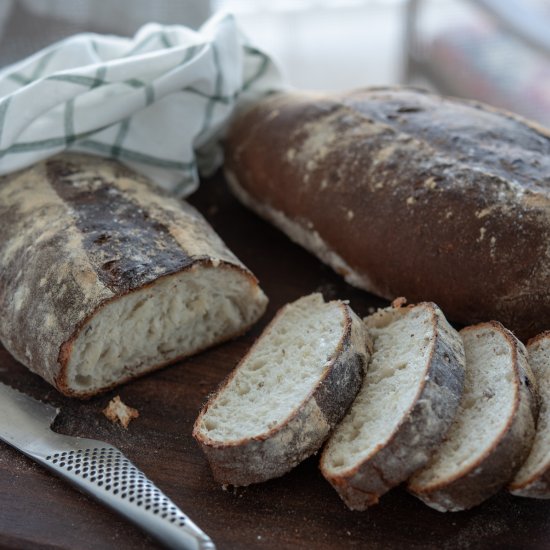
[218,1,407,90]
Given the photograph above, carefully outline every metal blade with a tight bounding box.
[0,382,59,453]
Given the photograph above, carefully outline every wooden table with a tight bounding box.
[1,173,549,549]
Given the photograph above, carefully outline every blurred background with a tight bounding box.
[1,0,549,128]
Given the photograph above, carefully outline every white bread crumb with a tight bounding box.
[103,395,139,429]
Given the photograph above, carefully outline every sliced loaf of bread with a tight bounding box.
[509,331,550,498]
[0,154,268,397]
[408,322,538,512]
[193,293,370,486]
[319,302,465,510]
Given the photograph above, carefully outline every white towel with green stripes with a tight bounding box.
[0,12,283,196]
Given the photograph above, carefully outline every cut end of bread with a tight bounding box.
[196,294,347,442]
[193,293,368,486]
[62,262,267,397]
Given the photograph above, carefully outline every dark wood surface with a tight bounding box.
[1,172,549,550]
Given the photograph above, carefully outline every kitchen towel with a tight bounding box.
[0,12,283,196]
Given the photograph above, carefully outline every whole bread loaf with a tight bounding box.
[0,154,267,397]
[225,87,550,339]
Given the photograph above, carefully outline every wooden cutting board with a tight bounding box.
[1,172,549,550]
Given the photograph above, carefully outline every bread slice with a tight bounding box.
[193,293,370,486]
[509,331,550,498]
[408,321,538,512]
[319,301,465,510]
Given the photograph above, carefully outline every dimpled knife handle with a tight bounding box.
[36,441,215,550]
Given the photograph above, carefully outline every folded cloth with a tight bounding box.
[0,12,284,196]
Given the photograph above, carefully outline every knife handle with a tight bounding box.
[32,442,215,550]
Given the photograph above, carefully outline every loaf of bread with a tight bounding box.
[408,322,538,512]
[225,87,550,339]
[320,301,465,509]
[193,294,370,486]
[0,154,268,397]
[509,331,550,498]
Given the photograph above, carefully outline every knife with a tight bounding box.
[0,382,215,550]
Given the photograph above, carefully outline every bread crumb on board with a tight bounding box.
[103,395,139,429]
[391,296,407,308]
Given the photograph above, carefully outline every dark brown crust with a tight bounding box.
[55,261,261,399]
[0,154,266,398]
[45,157,194,293]
[225,87,550,340]
[408,321,538,511]
[192,297,368,486]
[320,302,465,510]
